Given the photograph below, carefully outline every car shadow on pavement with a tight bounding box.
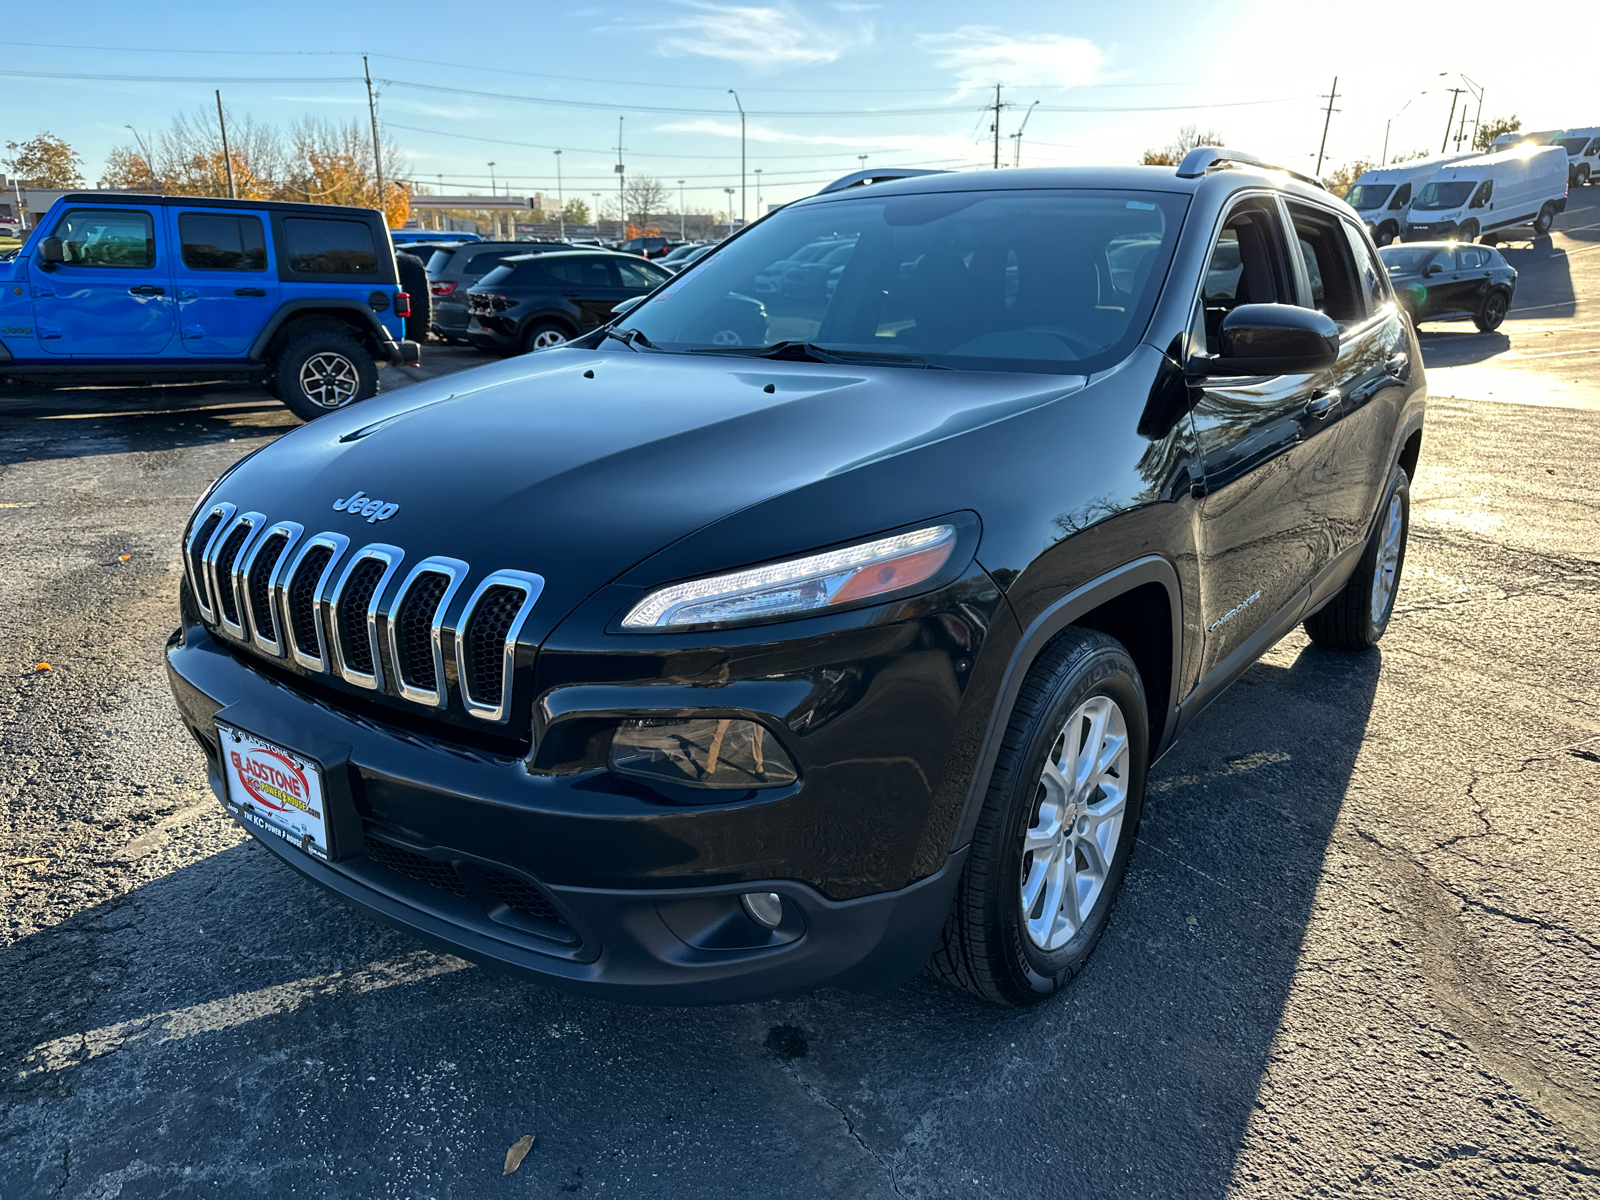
[0,637,1381,1198]
[1414,328,1511,366]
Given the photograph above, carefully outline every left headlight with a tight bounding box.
[621,524,957,629]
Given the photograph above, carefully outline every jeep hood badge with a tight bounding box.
[333,490,399,523]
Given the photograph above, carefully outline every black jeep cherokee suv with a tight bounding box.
[167,151,1424,1007]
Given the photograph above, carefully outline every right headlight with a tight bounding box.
[621,524,957,629]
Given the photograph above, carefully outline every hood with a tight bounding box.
[208,347,1084,642]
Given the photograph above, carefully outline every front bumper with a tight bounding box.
[165,600,986,1003]
[1402,221,1459,241]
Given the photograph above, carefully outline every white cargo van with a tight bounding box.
[1549,127,1600,187]
[1403,145,1569,243]
[1344,153,1478,245]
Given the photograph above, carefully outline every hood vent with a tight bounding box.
[185,513,540,725]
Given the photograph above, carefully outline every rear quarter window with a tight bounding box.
[282,217,378,275]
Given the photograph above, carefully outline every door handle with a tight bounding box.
[1302,388,1339,418]
[234,287,266,297]
[1385,352,1408,377]
[128,285,165,296]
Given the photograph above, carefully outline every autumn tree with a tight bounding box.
[284,118,409,226]
[1324,158,1375,197]
[1475,114,1522,152]
[1141,125,1224,167]
[561,197,590,225]
[5,132,84,187]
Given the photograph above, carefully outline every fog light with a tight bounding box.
[609,718,797,790]
[741,892,784,929]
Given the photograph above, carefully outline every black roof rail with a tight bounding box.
[819,168,950,195]
[1175,147,1327,191]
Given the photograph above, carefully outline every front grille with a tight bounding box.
[463,585,524,706]
[364,837,469,896]
[193,515,539,721]
[288,545,333,658]
[248,532,290,642]
[336,558,387,676]
[213,521,253,626]
[187,510,225,609]
[396,571,450,691]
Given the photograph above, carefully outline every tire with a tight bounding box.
[1577,166,1590,188]
[394,253,431,344]
[1304,466,1410,651]
[1533,204,1555,236]
[521,322,570,354]
[271,331,378,422]
[1457,220,1479,244]
[1474,289,1509,332]
[929,628,1149,1006]
[1377,222,1399,247]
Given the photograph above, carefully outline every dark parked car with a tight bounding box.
[1379,241,1517,331]
[464,250,672,352]
[617,236,679,259]
[659,243,716,274]
[426,241,566,341]
[168,150,1424,1007]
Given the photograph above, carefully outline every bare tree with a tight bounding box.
[622,175,669,227]
[1141,125,1224,167]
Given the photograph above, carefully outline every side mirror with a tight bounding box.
[610,295,645,318]
[1189,304,1339,377]
[37,237,64,269]
[1422,262,1443,278]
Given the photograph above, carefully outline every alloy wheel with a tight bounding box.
[298,352,360,409]
[1019,695,1130,951]
[530,328,567,350]
[1371,491,1404,626]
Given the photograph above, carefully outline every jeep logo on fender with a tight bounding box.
[333,490,399,523]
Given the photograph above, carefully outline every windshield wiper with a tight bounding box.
[688,340,946,368]
[603,326,660,351]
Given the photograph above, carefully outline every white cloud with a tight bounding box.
[650,2,872,70]
[918,26,1106,98]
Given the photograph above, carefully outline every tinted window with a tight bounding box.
[1558,137,1588,155]
[622,189,1187,375]
[1413,181,1474,211]
[178,212,266,271]
[1379,246,1444,274]
[1457,247,1490,269]
[1470,181,1493,208]
[1200,201,1292,353]
[425,249,454,273]
[616,259,668,289]
[1288,202,1363,323]
[463,251,515,277]
[1390,183,1412,209]
[51,208,155,268]
[1344,183,1393,210]
[282,217,378,274]
[542,256,616,288]
[1342,219,1387,312]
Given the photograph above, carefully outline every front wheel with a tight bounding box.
[1474,290,1509,332]
[1577,166,1590,188]
[1533,204,1555,236]
[272,331,378,422]
[1304,466,1410,650]
[929,628,1148,1006]
[1457,220,1479,244]
[1377,222,1399,247]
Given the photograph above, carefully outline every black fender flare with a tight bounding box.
[948,554,1184,854]
[248,299,400,363]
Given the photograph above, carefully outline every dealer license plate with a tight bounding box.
[217,722,331,861]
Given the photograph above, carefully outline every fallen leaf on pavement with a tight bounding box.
[34,663,51,672]
[503,1134,536,1175]
[6,858,47,867]
[118,555,131,562]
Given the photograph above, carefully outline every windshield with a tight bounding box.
[1412,181,1474,211]
[1558,137,1589,155]
[618,189,1186,375]
[1378,246,1441,273]
[1344,183,1393,211]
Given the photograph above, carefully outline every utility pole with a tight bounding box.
[677,180,685,239]
[363,56,386,222]
[1012,100,1040,168]
[1441,88,1465,153]
[1314,76,1340,176]
[1455,104,1470,152]
[991,84,1004,169]
[754,168,763,215]
[214,91,236,198]
[554,150,563,240]
[728,89,746,229]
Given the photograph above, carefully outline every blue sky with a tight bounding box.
[3,0,1593,217]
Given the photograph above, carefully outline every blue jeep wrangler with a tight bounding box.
[0,193,421,421]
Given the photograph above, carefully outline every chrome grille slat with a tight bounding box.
[276,532,350,673]
[205,511,264,642]
[385,557,470,709]
[455,570,545,724]
[239,521,303,657]
[184,503,235,622]
[328,543,404,692]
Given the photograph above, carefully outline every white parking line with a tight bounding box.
[1500,346,1600,362]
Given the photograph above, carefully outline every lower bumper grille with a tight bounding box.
[361,832,575,940]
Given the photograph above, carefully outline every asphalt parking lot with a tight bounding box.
[1,191,1598,1199]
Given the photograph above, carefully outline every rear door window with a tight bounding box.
[542,256,618,288]
[178,212,267,271]
[615,259,668,289]
[282,217,378,274]
[50,208,156,268]
[1287,202,1365,324]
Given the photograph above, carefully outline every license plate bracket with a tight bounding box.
[213,703,359,862]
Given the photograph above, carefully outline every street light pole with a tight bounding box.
[858,154,868,174]
[1011,100,1040,168]
[754,168,762,215]
[677,180,685,239]
[125,124,156,193]
[616,116,626,241]
[723,188,735,237]
[1382,92,1426,165]
[554,150,563,240]
[728,89,746,229]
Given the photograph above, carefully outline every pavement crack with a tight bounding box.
[780,1062,903,1197]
